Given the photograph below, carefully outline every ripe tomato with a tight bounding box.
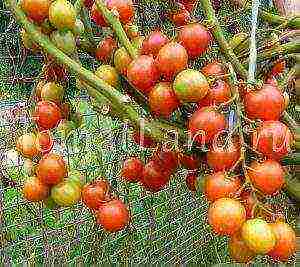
[141,160,171,192]
[149,82,180,118]
[207,138,240,171]
[127,55,159,94]
[173,69,209,103]
[82,180,111,210]
[95,65,119,88]
[51,30,76,56]
[16,133,39,158]
[121,157,144,182]
[179,153,200,170]
[201,61,226,77]
[35,131,53,154]
[20,0,50,23]
[186,171,197,191]
[244,84,285,121]
[267,222,296,262]
[204,172,241,202]
[96,198,130,232]
[23,176,49,202]
[49,0,76,30]
[37,153,67,185]
[241,218,276,254]
[169,3,191,27]
[188,107,227,145]
[228,231,256,263]
[198,80,231,107]
[95,36,117,63]
[151,148,179,175]
[156,42,188,81]
[252,121,293,160]
[248,160,285,196]
[178,23,212,59]
[51,180,81,206]
[208,197,246,236]
[179,0,197,12]
[270,59,286,77]
[34,101,62,130]
[132,131,156,148]
[40,82,65,104]
[114,47,133,76]
[141,31,169,57]
[240,189,257,219]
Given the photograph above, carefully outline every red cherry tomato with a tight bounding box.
[121,157,144,182]
[270,59,286,77]
[141,31,169,57]
[132,131,156,148]
[34,101,62,130]
[96,198,129,232]
[151,148,179,175]
[95,36,117,63]
[186,171,197,192]
[179,153,200,170]
[37,153,67,186]
[178,23,212,59]
[23,176,49,202]
[36,131,53,154]
[20,0,51,23]
[201,61,226,77]
[169,3,191,27]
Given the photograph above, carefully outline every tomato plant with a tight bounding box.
[121,157,144,182]
[23,176,49,202]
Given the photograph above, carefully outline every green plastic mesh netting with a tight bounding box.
[0,0,298,264]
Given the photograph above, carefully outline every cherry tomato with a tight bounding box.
[251,121,293,160]
[179,0,196,12]
[267,222,296,262]
[37,153,67,185]
[241,218,276,254]
[127,55,159,94]
[95,36,117,63]
[248,160,285,196]
[179,153,200,170]
[156,42,188,81]
[40,82,65,104]
[132,131,156,148]
[82,180,111,210]
[240,189,257,219]
[201,61,226,77]
[16,133,39,158]
[114,47,133,76]
[186,171,197,191]
[124,23,140,40]
[51,30,76,56]
[68,170,85,188]
[20,0,51,23]
[244,84,285,121]
[188,107,227,145]
[208,197,246,236]
[35,131,53,154]
[96,198,130,232]
[198,80,231,107]
[33,101,62,130]
[270,59,286,77]
[49,0,76,30]
[23,176,49,202]
[141,31,169,57]
[149,82,180,118]
[51,180,81,206]
[178,23,212,59]
[169,3,191,27]
[151,148,179,175]
[95,65,119,88]
[20,28,39,51]
[173,69,209,103]
[121,157,144,182]
[204,172,241,202]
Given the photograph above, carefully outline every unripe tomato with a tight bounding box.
[37,153,67,185]
[179,153,200,170]
[114,47,132,76]
[186,171,197,191]
[16,133,39,158]
[169,3,191,27]
[149,82,180,118]
[127,55,159,94]
[40,82,65,104]
[251,121,293,160]
[23,176,49,202]
[141,160,171,192]
[96,198,130,232]
[204,172,241,202]
[241,218,276,254]
[132,131,156,148]
[20,28,39,51]
[51,180,81,206]
[82,180,111,210]
[124,23,139,40]
[244,84,285,121]
[173,69,209,103]
[73,19,85,36]
[51,30,76,56]
[95,65,119,88]
[267,222,296,262]
[20,0,50,23]
[35,131,53,154]
[95,36,117,63]
[201,60,227,77]
[248,160,285,196]
[228,231,256,263]
[198,80,231,107]
[156,42,188,81]
[208,198,246,236]
[188,107,227,145]
[121,157,144,182]
[35,80,47,100]
[68,170,85,187]
[178,23,212,59]
[207,138,240,171]
[49,0,76,30]
[141,31,169,57]
[240,189,257,219]
[34,101,62,130]
[151,148,179,175]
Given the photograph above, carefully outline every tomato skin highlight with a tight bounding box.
[141,31,169,57]
[34,101,62,130]
[121,157,144,182]
[20,0,51,23]
[95,36,117,63]
[23,176,49,202]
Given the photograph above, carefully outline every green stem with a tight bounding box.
[259,10,300,29]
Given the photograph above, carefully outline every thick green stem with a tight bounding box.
[259,10,300,29]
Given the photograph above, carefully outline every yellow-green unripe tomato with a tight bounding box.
[40,82,65,103]
[51,30,76,56]
[51,180,81,206]
[68,170,85,188]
